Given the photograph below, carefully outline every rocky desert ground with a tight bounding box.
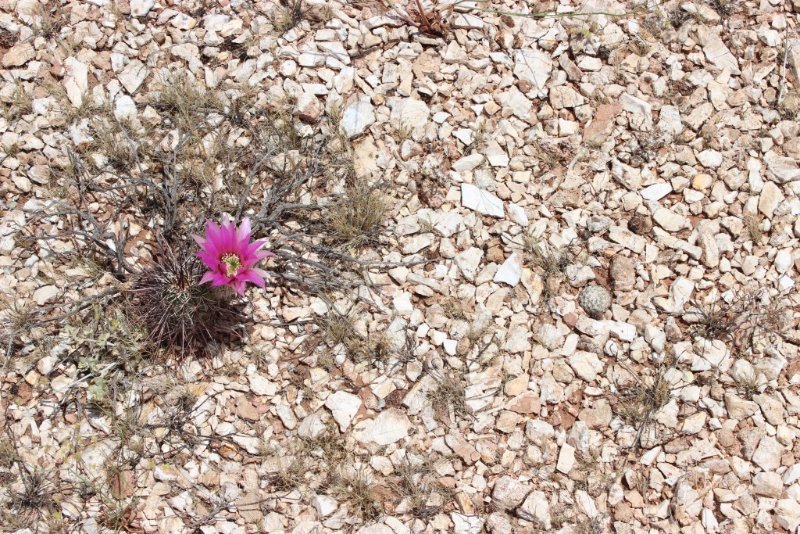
[1,0,800,533]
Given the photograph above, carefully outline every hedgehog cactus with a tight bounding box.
[579,284,612,318]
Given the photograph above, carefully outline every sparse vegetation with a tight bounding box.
[617,353,677,449]
[316,308,394,364]
[524,238,571,298]
[270,457,308,493]
[326,469,384,521]
[323,183,387,246]
[3,2,797,532]
[428,371,469,423]
[4,83,32,122]
[743,214,763,243]
[272,0,307,34]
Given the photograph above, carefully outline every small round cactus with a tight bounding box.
[579,284,612,318]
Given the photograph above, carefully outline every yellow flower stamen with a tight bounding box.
[221,253,241,277]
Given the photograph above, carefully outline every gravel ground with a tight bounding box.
[1,0,800,533]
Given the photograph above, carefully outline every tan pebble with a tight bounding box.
[692,173,713,190]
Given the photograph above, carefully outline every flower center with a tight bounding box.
[221,253,242,277]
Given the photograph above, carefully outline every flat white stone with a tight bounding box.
[653,207,686,232]
[698,149,723,168]
[485,140,509,167]
[620,94,652,120]
[353,409,410,445]
[130,0,155,17]
[33,285,59,305]
[765,151,800,183]
[507,203,529,226]
[640,182,672,201]
[390,98,430,133]
[494,253,522,287]
[324,391,362,431]
[697,26,740,74]
[113,95,137,121]
[63,57,88,107]
[454,247,484,281]
[556,443,576,474]
[118,60,148,94]
[393,291,413,315]
[452,153,484,172]
[513,49,552,91]
[341,97,375,138]
[461,183,504,218]
[658,105,683,136]
[775,249,793,274]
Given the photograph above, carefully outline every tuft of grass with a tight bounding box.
[1,300,35,368]
[428,372,469,423]
[97,498,138,531]
[272,0,307,34]
[757,296,790,338]
[3,465,56,528]
[153,73,222,132]
[0,438,19,469]
[686,292,757,342]
[1,300,33,339]
[300,425,348,465]
[270,457,307,493]
[128,244,245,358]
[743,214,763,243]
[617,353,677,449]
[318,309,357,347]
[524,239,571,298]
[318,309,393,364]
[779,90,800,120]
[668,7,691,28]
[34,4,64,40]
[4,83,33,122]
[734,373,762,400]
[441,297,471,321]
[90,117,141,170]
[393,457,451,518]
[323,183,386,246]
[326,469,384,521]
[618,377,671,428]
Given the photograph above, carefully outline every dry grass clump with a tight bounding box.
[323,183,387,246]
[316,309,393,364]
[128,245,245,358]
[524,238,572,297]
[710,0,737,16]
[0,29,16,48]
[617,353,677,449]
[0,438,19,470]
[4,83,33,122]
[270,457,308,493]
[393,457,451,518]
[428,371,470,423]
[743,214,763,243]
[326,469,384,521]
[686,296,748,342]
[34,4,64,40]
[0,465,57,530]
[272,0,308,34]
[318,308,358,347]
[90,117,145,171]
[1,300,34,360]
[152,73,223,132]
[618,374,672,428]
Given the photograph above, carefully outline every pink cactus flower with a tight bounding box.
[193,216,274,296]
